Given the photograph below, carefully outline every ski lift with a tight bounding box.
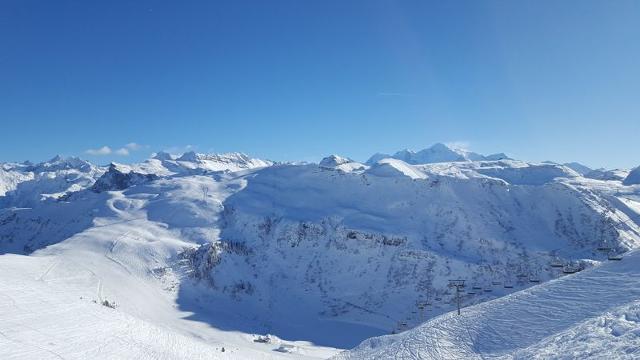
[484,288,493,292]
[467,291,476,295]
[528,277,540,283]
[596,239,612,252]
[503,283,514,289]
[549,258,564,268]
[608,252,623,261]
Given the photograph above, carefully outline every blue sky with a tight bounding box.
[1,0,639,168]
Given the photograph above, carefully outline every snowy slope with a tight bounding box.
[624,166,640,185]
[0,165,33,196]
[0,168,338,359]
[563,162,593,175]
[333,249,640,360]
[0,156,104,208]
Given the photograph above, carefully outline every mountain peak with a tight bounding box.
[623,166,640,185]
[366,143,508,165]
[152,151,174,161]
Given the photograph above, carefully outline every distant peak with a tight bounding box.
[152,151,174,161]
[367,143,511,165]
[177,151,199,162]
[623,166,640,185]
[319,155,352,168]
[48,155,64,163]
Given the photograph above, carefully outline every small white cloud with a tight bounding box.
[86,146,112,156]
[114,148,130,156]
[125,142,142,151]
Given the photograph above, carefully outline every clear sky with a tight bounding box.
[1,1,639,168]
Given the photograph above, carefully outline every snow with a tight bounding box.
[623,166,640,186]
[334,249,640,359]
[0,169,339,359]
[563,162,593,176]
[365,159,427,179]
[174,151,272,172]
[319,155,366,173]
[365,143,511,165]
[586,168,630,181]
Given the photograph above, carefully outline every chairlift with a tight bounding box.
[608,252,623,261]
[596,239,612,252]
[484,289,493,292]
[529,278,540,283]
[504,284,514,289]
[549,258,564,268]
[467,291,476,295]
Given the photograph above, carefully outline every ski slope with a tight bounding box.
[334,250,640,359]
[0,158,339,360]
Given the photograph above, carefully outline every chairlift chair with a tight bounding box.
[608,252,623,261]
[597,239,612,252]
[549,259,564,268]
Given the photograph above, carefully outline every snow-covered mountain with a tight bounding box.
[624,166,640,186]
[563,161,593,175]
[1,149,639,359]
[366,143,511,165]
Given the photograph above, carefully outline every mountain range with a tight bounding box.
[0,143,639,359]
